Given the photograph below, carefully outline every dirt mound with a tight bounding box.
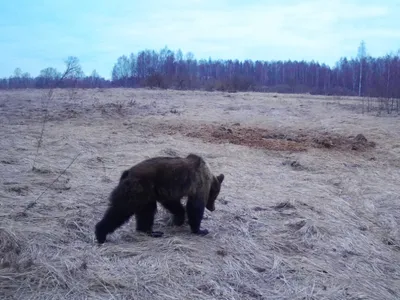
[158,124,307,151]
[351,133,376,151]
[157,123,376,152]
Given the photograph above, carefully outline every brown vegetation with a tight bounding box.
[0,88,399,300]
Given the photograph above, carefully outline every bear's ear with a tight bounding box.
[217,174,224,184]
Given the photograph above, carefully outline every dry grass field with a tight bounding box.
[0,88,399,300]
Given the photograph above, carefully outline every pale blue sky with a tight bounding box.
[1,0,399,79]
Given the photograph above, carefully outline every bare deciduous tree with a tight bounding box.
[61,56,83,81]
[32,56,84,170]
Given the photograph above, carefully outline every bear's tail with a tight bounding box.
[119,169,130,183]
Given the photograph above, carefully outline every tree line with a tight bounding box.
[1,41,400,99]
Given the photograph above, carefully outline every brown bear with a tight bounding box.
[95,153,225,244]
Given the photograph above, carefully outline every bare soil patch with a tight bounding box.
[156,122,376,152]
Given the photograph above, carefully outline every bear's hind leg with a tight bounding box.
[186,195,209,236]
[135,201,164,237]
[95,205,133,244]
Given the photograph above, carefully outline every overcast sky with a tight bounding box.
[1,0,399,79]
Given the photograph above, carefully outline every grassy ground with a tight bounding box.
[0,88,399,299]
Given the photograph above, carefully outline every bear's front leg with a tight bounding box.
[186,195,209,236]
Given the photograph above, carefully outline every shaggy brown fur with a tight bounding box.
[95,153,225,244]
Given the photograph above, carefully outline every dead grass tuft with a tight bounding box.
[0,228,21,268]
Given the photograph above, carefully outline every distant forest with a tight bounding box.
[1,41,400,99]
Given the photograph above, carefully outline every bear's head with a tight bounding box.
[206,174,225,211]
